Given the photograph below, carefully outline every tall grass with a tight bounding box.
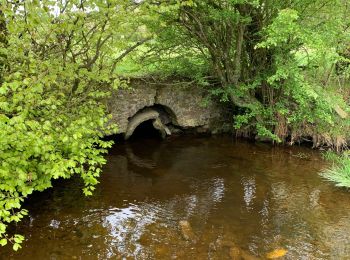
[321,151,350,188]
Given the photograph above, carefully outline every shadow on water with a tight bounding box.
[1,136,350,259]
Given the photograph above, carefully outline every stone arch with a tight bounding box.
[124,105,177,140]
[153,104,178,126]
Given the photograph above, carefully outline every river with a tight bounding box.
[1,136,350,259]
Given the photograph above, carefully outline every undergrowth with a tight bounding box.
[321,151,350,188]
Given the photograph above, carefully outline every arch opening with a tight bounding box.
[129,119,163,140]
[153,104,178,126]
[125,105,179,140]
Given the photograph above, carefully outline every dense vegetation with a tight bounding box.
[141,0,350,148]
[0,0,144,249]
[0,0,349,250]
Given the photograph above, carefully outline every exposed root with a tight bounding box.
[312,134,347,152]
[274,113,288,143]
[290,123,348,152]
[235,127,253,139]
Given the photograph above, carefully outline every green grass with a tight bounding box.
[321,151,350,188]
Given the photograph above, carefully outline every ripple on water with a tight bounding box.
[1,136,349,259]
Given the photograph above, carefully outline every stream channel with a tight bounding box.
[1,135,350,259]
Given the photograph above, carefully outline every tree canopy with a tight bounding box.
[142,0,350,147]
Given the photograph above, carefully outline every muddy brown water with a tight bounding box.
[1,136,350,259]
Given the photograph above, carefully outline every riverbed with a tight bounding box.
[1,136,350,259]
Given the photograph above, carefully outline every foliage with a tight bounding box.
[142,0,350,147]
[0,0,146,250]
[321,151,350,188]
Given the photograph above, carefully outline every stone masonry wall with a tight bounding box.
[108,79,230,134]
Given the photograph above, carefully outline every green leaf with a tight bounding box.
[0,239,7,246]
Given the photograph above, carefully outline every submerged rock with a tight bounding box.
[229,246,241,259]
[266,248,287,259]
[228,246,261,260]
[179,220,197,242]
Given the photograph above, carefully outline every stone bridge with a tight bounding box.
[108,79,230,139]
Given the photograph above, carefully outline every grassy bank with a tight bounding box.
[321,152,350,188]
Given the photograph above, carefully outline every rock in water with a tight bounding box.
[229,246,242,259]
[229,245,261,260]
[179,220,197,242]
[266,248,287,259]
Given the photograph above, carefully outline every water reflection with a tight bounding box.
[242,177,256,210]
[1,136,350,259]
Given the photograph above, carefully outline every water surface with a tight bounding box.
[1,136,350,259]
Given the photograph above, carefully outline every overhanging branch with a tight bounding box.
[110,37,152,74]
